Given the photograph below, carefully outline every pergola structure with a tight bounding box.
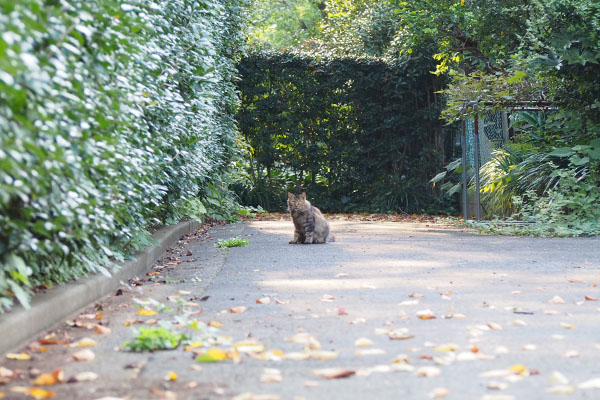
[459,100,558,221]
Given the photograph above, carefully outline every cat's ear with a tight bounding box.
[301,192,306,199]
[288,192,294,199]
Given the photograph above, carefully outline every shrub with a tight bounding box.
[0,0,248,311]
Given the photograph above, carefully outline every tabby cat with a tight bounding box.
[287,192,330,244]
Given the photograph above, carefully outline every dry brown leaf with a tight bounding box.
[256,297,271,304]
[408,293,425,298]
[560,322,575,329]
[311,368,356,379]
[273,298,290,305]
[487,322,503,330]
[416,309,436,320]
[93,324,111,335]
[487,381,508,390]
[585,295,598,301]
[230,306,247,313]
[72,349,95,361]
[150,388,177,400]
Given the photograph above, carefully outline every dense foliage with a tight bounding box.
[236,49,453,213]
[0,0,247,311]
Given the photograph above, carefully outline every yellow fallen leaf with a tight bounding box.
[416,309,436,320]
[283,352,311,361]
[354,338,374,347]
[230,306,247,313]
[195,348,228,363]
[560,322,575,329]
[10,387,55,399]
[72,349,95,361]
[33,370,63,386]
[547,385,574,394]
[509,364,528,375]
[71,337,97,348]
[138,309,157,316]
[307,350,338,360]
[210,321,223,327]
[165,371,177,381]
[434,344,459,352]
[5,352,30,361]
[233,341,264,353]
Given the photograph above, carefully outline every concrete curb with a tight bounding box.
[0,220,200,355]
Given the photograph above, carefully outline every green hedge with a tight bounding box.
[236,49,455,213]
[0,0,247,311]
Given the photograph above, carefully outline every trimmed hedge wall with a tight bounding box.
[0,0,247,311]
[236,49,455,212]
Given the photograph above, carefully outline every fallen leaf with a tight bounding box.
[360,284,377,290]
[354,338,374,347]
[138,309,157,316]
[548,296,566,304]
[195,348,228,363]
[544,309,560,315]
[33,370,64,386]
[416,366,441,377]
[260,368,282,383]
[72,349,95,361]
[337,307,348,316]
[547,385,574,394]
[509,364,529,375]
[560,322,575,330]
[550,371,569,385]
[93,324,111,335]
[233,341,265,353]
[256,297,271,304]
[71,337,97,348]
[355,348,386,356]
[335,273,349,278]
[511,291,524,295]
[511,319,527,326]
[388,328,414,340]
[6,352,31,361]
[68,371,99,383]
[165,371,177,381]
[320,294,335,302]
[399,300,419,306]
[283,352,311,361]
[273,298,290,305]
[307,350,338,360]
[304,380,319,387]
[487,382,508,390]
[150,388,177,400]
[563,350,579,358]
[409,293,424,298]
[579,378,600,389]
[429,387,450,398]
[585,296,598,301]
[10,387,55,399]
[522,344,537,351]
[210,321,223,327]
[434,344,459,352]
[230,306,247,313]
[487,322,503,330]
[285,332,320,347]
[311,368,356,379]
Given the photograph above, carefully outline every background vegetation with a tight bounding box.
[242,0,600,235]
[0,0,248,311]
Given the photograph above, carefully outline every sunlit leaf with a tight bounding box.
[72,349,95,361]
[195,348,229,363]
[6,352,31,361]
[311,368,356,379]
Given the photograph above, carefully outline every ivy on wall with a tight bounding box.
[0,0,247,311]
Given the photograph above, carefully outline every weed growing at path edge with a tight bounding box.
[216,236,249,248]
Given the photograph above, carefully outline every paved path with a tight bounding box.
[2,219,600,400]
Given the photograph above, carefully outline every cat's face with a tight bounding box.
[288,192,306,210]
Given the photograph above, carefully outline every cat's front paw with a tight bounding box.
[289,240,298,244]
[303,239,313,244]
